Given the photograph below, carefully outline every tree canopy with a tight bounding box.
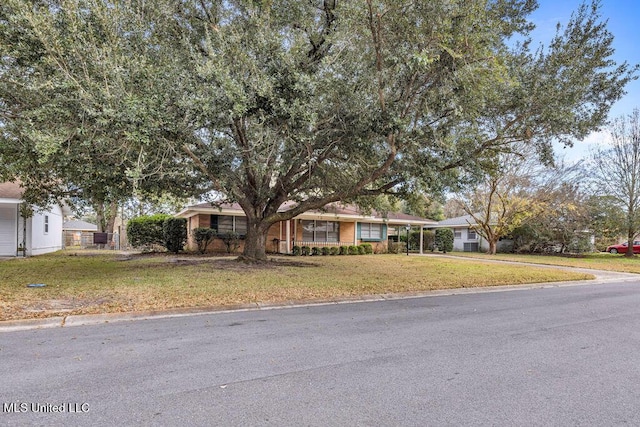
[0,0,636,259]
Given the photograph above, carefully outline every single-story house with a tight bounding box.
[0,181,66,256]
[176,202,436,254]
[430,214,485,252]
[63,219,98,248]
[429,214,513,253]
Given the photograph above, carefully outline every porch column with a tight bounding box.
[285,220,291,254]
[354,221,358,245]
[419,225,424,255]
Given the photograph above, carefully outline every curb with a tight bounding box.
[0,277,615,333]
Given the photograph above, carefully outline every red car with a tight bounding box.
[606,241,640,254]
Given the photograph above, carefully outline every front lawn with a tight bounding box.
[0,250,593,321]
[449,252,640,273]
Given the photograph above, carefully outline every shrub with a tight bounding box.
[387,241,400,254]
[220,232,241,254]
[360,243,373,254]
[312,247,321,256]
[435,228,454,253]
[329,247,339,255]
[163,218,187,254]
[302,246,311,256]
[348,245,359,255]
[339,246,348,255]
[192,228,216,254]
[292,246,302,256]
[127,214,172,249]
[321,247,330,256]
[357,245,366,255]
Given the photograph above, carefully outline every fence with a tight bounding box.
[63,231,128,250]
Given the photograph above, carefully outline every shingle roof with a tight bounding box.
[0,181,24,200]
[63,220,98,231]
[435,214,478,227]
[181,201,437,224]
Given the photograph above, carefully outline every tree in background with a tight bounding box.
[0,1,635,261]
[591,109,640,256]
[454,145,584,254]
[585,195,627,251]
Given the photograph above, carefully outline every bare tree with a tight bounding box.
[456,146,582,254]
[591,109,640,257]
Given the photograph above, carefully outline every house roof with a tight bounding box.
[177,202,437,226]
[432,214,478,228]
[0,181,24,200]
[63,220,98,231]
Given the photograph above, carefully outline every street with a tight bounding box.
[3,280,640,426]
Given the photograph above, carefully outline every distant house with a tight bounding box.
[176,202,436,254]
[0,182,66,256]
[63,219,98,248]
[430,214,513,253]
[430,214,486,252]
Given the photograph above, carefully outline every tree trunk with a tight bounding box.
[241,218,270,262]
[626,229,635,257]
[105,200,118,235]
[487,238,498,255]
[95,203,105,233]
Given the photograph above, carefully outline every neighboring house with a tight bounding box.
[430,214,486,252]
[0,182,66,256]
[429,214,514,253]
[176,202,436,254]
[63,219,98,248]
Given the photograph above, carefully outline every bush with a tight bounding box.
[292,246,302,256]
[302,246,311,256]
[435,228,454,253]
[360,243,373,254]
[329,247,339,255]
[163,218,187,254]
[312,246,321,256]
[387,241,401,254]
[220,232,241,254]
[348,245,359,255]
[192,228,216,254]
[339,246,348,255]
[127,214,172,249]
[321,247,330,256]
[357,245,366,255]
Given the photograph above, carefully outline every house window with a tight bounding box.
[454,230,462,239]
[467,229,477,240]
[301,220,339,242]
[210,215,247,236]
[44,215,49,234]
[361,223,382,240]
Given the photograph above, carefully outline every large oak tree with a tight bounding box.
[0,0,636,260]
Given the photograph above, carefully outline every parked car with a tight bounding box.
[606,241,640,254]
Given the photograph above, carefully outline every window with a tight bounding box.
[301,220,339,242]
[44,215,49,234]
[361,223,383,240]
[454,230,462,239]
[464,242,479,252]
[467,229,477,240]
[210,215,247,235]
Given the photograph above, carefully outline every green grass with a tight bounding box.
[0,250,593,321]
[448,251,640,273]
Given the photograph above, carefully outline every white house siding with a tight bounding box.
[451,227,486,252]
[0,203,17,256]
[29,205,64,256]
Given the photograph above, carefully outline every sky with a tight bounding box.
[531,0,640,161]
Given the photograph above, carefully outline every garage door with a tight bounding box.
[0,206,17,256]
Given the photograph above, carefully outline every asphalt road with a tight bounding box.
[2,280,640,426]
